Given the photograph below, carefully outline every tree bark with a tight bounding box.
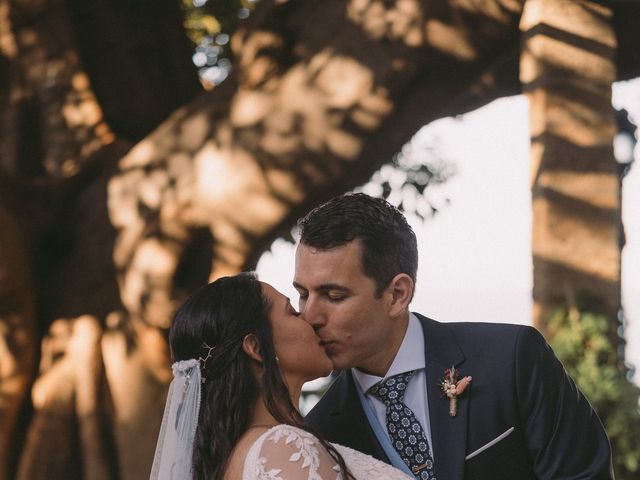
[0,201,35,480]
[107,0,526,330]
[521,0,620,331]
[0,0,198,477]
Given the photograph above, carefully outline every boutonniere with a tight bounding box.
[439,366,472,417]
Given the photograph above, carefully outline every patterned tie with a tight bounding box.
[368,371,436,480]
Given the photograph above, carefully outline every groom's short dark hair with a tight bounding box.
[298,193,418,297]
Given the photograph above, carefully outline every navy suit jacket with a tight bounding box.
[305,314,613,480]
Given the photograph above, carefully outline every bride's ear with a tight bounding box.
[242,333,263,363]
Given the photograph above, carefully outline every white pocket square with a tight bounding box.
[465,427,515,461]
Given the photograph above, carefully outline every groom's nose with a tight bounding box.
[301,296,326,329]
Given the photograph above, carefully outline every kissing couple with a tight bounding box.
[151,193,613,480]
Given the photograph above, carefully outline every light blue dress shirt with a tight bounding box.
[352,314,434,465]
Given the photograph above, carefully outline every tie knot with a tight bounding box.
[368,370,415,405]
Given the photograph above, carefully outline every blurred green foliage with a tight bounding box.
[548,309,640,479]
[181,0,257,87]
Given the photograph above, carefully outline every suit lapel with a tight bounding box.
[418,315,469,480]
[328,370,390,462]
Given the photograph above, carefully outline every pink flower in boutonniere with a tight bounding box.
[439,366,472,417]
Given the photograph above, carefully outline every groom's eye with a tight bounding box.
[327,293,346,302]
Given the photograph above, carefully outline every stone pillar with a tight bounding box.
[520,0,620,331]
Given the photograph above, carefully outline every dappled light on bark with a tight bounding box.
[16,315,112,480]
[347,0,427,46]
[103,1,530,338]
[14,313,170,480]
[0,2,17,59]
[0,0,200,477]
[1,0,113,180]
[100,315,170,479]
[520,0,620,329]
[0,202,35,480]
[107,13,401,329]
[347,0,521,58]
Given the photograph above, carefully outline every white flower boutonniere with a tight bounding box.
[439,366,472,417]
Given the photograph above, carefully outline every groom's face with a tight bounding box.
[294,240,397,375]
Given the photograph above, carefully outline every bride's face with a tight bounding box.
[261,283,333,384]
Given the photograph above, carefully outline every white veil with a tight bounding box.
[149,359,202,480]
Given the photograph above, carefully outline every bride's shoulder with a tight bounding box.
[249,424,324,458]
[243,425,412,480]
[243,425,341,480]
[257,424,317,442]
[227,428,277,479]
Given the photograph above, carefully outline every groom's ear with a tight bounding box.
[242,334,263,363]
[387,273,413,317]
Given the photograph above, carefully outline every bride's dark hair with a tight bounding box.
[169,272,353,480]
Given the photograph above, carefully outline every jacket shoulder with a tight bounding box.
[305,372,349,428]
[414,313,545,360]
[415,312,538,342]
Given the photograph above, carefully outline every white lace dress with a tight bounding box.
[243,424,413,480]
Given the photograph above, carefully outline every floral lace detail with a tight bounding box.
[243,425,412,480]
[270,427,324,479]
[333,444,413,479]
[246,425,337,480]
[254,457,284,480]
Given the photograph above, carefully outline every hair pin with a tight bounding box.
[198,342,216,369]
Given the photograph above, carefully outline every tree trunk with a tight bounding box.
[0,201,35,480]
[0,0,198,477]
[107,0,526,330]
[521,0,620,331]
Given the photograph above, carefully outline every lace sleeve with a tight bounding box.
[243,425,343,480]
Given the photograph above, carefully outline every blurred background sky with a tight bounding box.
[258,79,640,387]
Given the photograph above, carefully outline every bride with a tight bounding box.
[150,272,412,480]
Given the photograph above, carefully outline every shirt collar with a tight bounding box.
[352,313,425,394]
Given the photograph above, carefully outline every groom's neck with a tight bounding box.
[355,311,410,377]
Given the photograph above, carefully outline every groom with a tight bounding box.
[296,193,612,480]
